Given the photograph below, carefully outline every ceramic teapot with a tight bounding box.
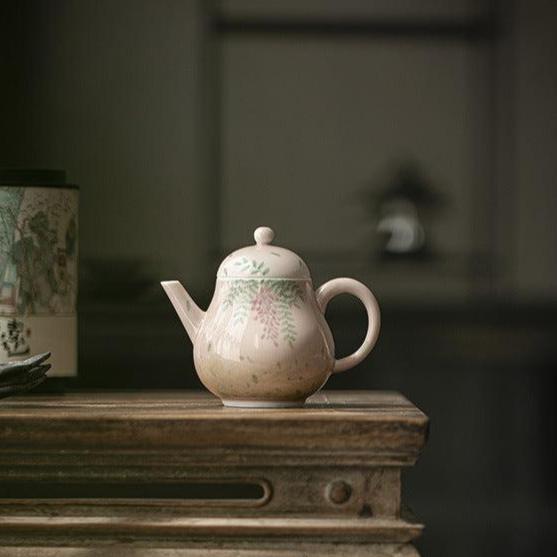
[162,226,380,407]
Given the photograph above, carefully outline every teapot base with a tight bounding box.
[222,399,305,409]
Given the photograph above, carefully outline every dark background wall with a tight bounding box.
[1,1,556,556]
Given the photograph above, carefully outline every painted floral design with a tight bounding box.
[222,278,305,347]
[251,285,279,344]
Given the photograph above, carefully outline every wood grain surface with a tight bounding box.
[0,390,428,464]
[0,543,420,557]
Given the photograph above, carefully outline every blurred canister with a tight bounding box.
[0,170,78,376]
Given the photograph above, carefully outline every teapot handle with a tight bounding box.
[315,278,381,374]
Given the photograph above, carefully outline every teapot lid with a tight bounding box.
[217,226,311,280]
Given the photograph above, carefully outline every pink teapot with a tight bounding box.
[162,226,380,407]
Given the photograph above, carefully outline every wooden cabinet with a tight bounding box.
[0,391,428,555]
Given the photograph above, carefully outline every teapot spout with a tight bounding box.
[161,281,205,343]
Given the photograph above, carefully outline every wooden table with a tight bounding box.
[0,390,429,556]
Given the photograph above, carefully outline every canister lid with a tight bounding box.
[0,169,77,189]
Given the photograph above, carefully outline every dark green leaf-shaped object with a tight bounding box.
[0,352,51,399]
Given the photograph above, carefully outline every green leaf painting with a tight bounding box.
[223,277,305,347]
[233,257,271,276]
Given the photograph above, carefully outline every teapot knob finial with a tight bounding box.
[254,226,275,246]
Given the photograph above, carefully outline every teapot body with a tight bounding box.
[194,278,334,406]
